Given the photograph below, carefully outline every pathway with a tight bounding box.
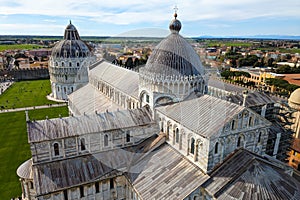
[0,103,67,113]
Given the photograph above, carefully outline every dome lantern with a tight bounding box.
[169,7,181,33]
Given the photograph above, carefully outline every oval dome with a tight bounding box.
[51,21,91,59]
[289,88,300,109]
[143,15,204,77]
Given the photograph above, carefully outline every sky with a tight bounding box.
[0,0,300,37]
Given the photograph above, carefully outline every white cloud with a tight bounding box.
[0,0,299,25]
[0,23,65,35]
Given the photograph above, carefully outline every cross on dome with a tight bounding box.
[173,5,178,19]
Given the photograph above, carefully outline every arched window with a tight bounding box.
[29,181,34,189]
[62,62,64,67]
[249,117,253,126]
[258,132,262,143]
[55,62,58,66]
[80,138,86,151]
[190,138,195,154]
[80,186,84,197]
[237,136,243,147]
[104,134,108,147]
[167,123,170,140]
[161,121,164,132]
[77,62,80,67]
[231,120,236,130]
[175,128,179,143]
[69,62,72,67]
[215,142,219,154]
[65,75,68,81]
[126,132,131,143]
[54,143,59,156]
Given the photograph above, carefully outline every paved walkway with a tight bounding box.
[0,103,67,113]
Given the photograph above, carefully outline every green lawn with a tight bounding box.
[0,44,44,51]
[0,80,61,110]
[0,106,69,200]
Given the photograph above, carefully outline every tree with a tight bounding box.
[125,57,133,69]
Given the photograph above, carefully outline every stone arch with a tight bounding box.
[159,117,165,132]
[53,142,60,156]
[175,127,180,144]
[215,142,219,154]
[154,95,175,106]
[104,134,109,147]
[237,134,245,148]
[166,121,172,140]
[172,124,178,145]
[190,137,195,155]
[139,90,150,104]
[80,138,86,151]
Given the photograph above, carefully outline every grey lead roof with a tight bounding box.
[208,78,245,94]
[89,61,139,99]
[27,107,153,143]
[202,148,300,200]
[33,140,209,199]
[142,32,204,77]
[68,84,122,115]
[227,91,276,107]
[157,95,245,138]
[51,22,91,59]
[127,144,209,200]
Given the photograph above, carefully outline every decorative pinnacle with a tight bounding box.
[174,5,178,19]
[69,20,72,24]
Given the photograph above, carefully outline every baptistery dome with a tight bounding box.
[48,21,96,101]
[51,21,91,59]
[143,13,204,77]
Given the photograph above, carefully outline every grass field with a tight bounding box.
[0,80,61,110]
[0,106,69,200]
[0,44,44,51]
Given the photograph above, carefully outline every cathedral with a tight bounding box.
[17,12,300,200]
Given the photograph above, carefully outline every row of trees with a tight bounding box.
[265,78,299,93]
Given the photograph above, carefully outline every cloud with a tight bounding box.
[0,0,300,36]
[1,0,299,25]
[0,23,65,35]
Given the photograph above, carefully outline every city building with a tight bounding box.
[47,21,96,101]
[17,13,300,200]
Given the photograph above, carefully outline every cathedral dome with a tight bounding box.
[143,13,204,77]
[289,88,300,110]
[51,21,91,59]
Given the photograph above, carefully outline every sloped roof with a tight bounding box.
[142,15,204,77]
[32,136,209,199]
[227,91,275,107]
[202,149,300,200]
[28,107,153,143]
[68,83,122,115]
[33,135,160,196]
[89,61,139,99]
[127,144,209,200]
[156,95,245,138]
[208,78,245,94]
